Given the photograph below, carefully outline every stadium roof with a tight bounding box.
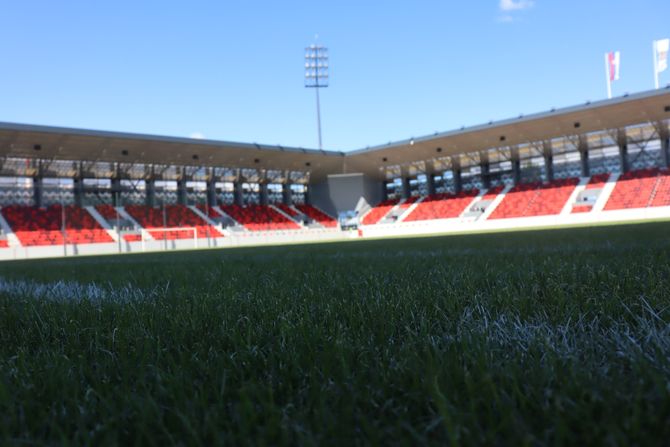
[1,88,669,182]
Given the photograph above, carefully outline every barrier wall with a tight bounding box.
[0,228,352,261]
[1,207,669,261]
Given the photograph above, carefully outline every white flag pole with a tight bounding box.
[605,53,612,99]
[653,40,660,89]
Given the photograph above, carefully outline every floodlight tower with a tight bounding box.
[305,42,329,150]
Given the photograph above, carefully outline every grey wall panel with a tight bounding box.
[310,173,383,217]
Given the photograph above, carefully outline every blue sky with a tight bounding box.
[0,1,668,151]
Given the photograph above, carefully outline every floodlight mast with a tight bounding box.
[305,43,329,150]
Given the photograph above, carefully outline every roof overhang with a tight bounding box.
[345,88,670,179]
[0,87,669,182]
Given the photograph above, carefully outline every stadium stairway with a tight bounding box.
[566,174,612,213]
[210,206,247,232]
[380,198,412,224]
[360,198,401,225]
[188,205,229,237]
[395,197,425,222]
[0,210,20,247]
[270,204,305,227]
[476,185,513,220]
[110,206,153,240]
[294,204,339,228]
[94,205,146,242]
[458,189,487,219]
[591,173,619,212]
[561,177,590,215]
[85,206,119,242]
[274,203,301,218]
[650,170,670,206]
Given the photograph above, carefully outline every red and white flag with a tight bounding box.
[655,39,669,74]
[608,51,621,81]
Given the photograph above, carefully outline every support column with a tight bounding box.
[177,178,187,205]
[451,156,462,193]
[511,147,521,185]
[380,180,388,202]
[206,173,217,207]
[33,175,43,208]
[282,182,293,206]
[259,182,269,205]
[480,151,491,189]
[111,177,122,206]
[578,135,590,177]
[617,129,629,173]
[233,181,243,206]
[426,174,436,196]
[543,141,554,182]
[401,176,411,199]
[304,185,311,205]
[658,122,670,168]
[425,160,436,196]
[73,177,84,207]
[146,178,156,207]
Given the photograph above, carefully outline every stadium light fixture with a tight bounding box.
[305,40,328,150]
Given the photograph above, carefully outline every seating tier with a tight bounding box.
[604,169,664,210]
[1,205,113,246]
[124,205,223,239]
[361,199,399,225]
[489,178,578,219]
[403,190,478,222]
[295,204,337,227]
[275,204,301,217]
[218,205,300,231]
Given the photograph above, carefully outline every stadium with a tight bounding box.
[2,1,670,445]
[1,88,670,258]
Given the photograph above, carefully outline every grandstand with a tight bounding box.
[1,88,670,259]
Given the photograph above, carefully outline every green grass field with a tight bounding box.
[1,222,670,445]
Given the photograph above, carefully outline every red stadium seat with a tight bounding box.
[195,204,224,219]
[218,205,300,231]
[0,205,114,246]
[604,168,670,210]
[361,199,400,225]
[295,204,337,227]
[275,203,301,218]
[124,205,223,239]
[403,189,479,222]
[489,178,578,219]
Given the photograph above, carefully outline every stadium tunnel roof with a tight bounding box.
[1,87,669,182]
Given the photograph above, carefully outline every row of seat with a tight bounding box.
[295,204,338,227]
[570,175,609,213]
[219,205,301,231]
[124,205,223,239]
[2,170,670,245]
[364,178,580,224]
[488,178,579,219]
[361,199,400,225]
[604,168,670,210]
[571,205,592,213]
[275,203,301,217]
[404,190,479,222]
[585,173,610,189]
[1,205,114,246]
